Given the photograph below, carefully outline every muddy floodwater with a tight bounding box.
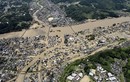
[0,17,130,39]
[50,17,130,36]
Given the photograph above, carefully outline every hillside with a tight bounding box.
[0,0,32,34]
[51,0,130,21]
[59,46,130,82]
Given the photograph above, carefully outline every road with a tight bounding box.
[33,2,44,24]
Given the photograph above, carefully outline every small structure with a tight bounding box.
[67,76,74,81]
[48,17,54,22]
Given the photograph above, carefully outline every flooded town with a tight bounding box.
[0,0,130,82]
[0,19,130,82]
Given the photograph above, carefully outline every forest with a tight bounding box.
[52,0,130,21]
[0,0,32,34]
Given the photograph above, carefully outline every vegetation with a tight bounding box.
[59,59,83,82]
[123,58,130,82]
[52,0,130,21]
[59,46,130,82]
[0,0,32,34]
[89,47,130,81]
